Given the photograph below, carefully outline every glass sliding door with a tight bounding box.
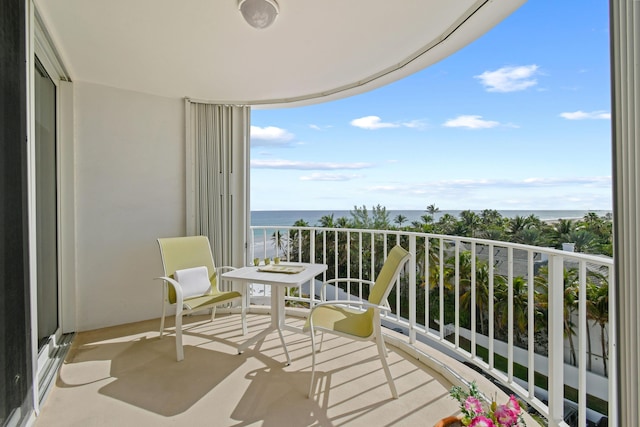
[34,57,59,351]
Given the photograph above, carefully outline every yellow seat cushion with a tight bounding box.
[183,290,242,311]
[304,305,374,339]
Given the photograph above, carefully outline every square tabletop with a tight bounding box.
[220,263,327,287]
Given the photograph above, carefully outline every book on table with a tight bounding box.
[257,264,306,274]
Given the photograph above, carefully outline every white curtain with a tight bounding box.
[185,101,250,269]
[610,1,640,425]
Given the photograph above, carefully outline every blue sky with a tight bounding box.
[250,1,612,212]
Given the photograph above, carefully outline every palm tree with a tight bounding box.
[551,218,577,248]
[335,216,350,228]
[513,228,541,245]
[290,219,310,262]
[586,280,609,376]
[270,230,289,258]
[567,229,597,253]
[478,227,505,242]
[421,214,434,224]
[394,214,408,228]
[426,204,440,215]
[508,215,528,236]
[435,213,459,235]
[458,256,498,335]
[535,265,580,365]
[459,210,481,237]
[494,276,530,346]
[317,214,335,228]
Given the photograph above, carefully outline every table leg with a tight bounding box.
[237,284,291,365]
[274,285,291,365]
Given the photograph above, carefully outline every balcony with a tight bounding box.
[36,226,612,427]
[36,313,526,426]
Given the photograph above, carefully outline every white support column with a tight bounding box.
[610,1,639,425]
[547,254,565,425]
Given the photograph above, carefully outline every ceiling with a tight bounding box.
[35,0,526,108]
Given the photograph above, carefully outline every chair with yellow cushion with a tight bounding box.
[304,245,411,399]
[157,236,247,361]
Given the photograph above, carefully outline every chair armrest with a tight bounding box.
[319,278,375,300]
[310,299,390,313]
[156,276,184,306]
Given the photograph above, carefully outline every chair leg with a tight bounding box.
[175,312,184,362]
[241,293,248,335]
[159,285,167,338]
[308,327,318,398]
[376,334,397,398]
[211,306,217,322]
[159,302,166,338]
[318,331,325,352]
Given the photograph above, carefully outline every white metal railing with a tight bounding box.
[249,225,615,427]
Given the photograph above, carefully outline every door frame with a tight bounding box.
[28,3,76,413]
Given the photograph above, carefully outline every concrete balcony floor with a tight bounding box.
[35,311,524,426]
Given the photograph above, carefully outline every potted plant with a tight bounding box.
[434,381,526,427]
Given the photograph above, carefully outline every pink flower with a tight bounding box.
[464,396,484,414]
[468,416,496,427]
[507,395,521,414]
[494,404,518,426]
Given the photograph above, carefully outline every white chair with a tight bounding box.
[157,236,246,361]
[304,245,411,399]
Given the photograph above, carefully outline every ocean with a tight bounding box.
[250,209,612,227]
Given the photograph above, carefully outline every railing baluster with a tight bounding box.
[346,231,351,302]
[489,243,495,369]
[548,253,565,425]
[395,238,400,321]
[454,239,460,349]
[310,227,315,264]
[370,232,375,282]
[409,235,417,344]
[528,250,535,400]
[508,246,514,382]
[578,260,587,427]
[425,236,430,333]
[334,230,339,300]
[439,238,444,341]
[471,241,477,358]
[358,232,363,299]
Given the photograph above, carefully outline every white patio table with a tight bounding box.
[221,262,328,365]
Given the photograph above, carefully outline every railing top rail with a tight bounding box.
[250,225,614,266]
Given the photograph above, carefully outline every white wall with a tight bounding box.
[74,82,184,330]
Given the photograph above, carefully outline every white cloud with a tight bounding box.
[367,176,611,195]
[250,126,294,147]
[443,115,500,129]
[300,173,363,181]
[309,124,333,131]
[350,116,400,130]
[559,110,611,120]
[475,65,540,92]
[251,159,374,170]
[521,176,611,187]
[350,116,428,130]
[401,119,428,130]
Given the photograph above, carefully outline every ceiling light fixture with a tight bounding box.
[238,0,279,29]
